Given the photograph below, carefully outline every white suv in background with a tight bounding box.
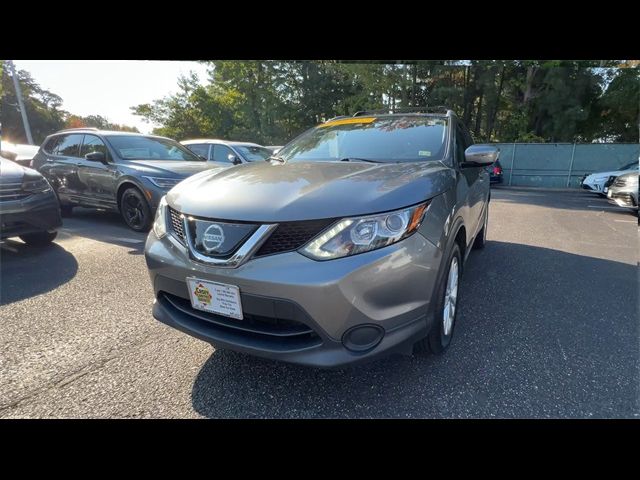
[581,161,638,195]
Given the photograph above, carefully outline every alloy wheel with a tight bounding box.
[442,256,459,336]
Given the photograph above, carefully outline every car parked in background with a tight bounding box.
[580,161,638,195]
[181,139,273,166]
[487,159,503,184]
[31,129,219,232]
[146,110,497,367]
[0,142,40,167]
[1,156,62,246]
[607,172,638,210]
[267,146,284,154]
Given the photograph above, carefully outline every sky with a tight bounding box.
[12,60,211,134]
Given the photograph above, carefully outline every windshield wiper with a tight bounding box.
[340,157,383,164]
[268,155,286,163]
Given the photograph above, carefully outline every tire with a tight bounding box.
[119,187,152,232]
[414,242,462,355]
[60,204,73,217]
[19,231,58,246]
[473,204,488,250]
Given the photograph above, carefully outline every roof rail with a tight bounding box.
[325,115,351,122]
[353,106,455,116]
[58,127,100,132]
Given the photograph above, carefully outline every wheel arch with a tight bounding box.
[116,179,146,212]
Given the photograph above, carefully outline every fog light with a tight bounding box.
[342,324,384,352]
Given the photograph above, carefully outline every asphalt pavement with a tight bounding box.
[0,188,638,418]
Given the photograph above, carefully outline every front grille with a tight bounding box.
[167,207,335,258]
[0,182,29,202]
[168,207,186,244]
[613,175,638,188]
[255,218,336,257]
[160,292,322,351]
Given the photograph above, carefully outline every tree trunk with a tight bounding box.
[474,91,484,136]
[486,65,506,141]
[411,64,417,106]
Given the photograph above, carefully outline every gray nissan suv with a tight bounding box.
[144,110,498,367]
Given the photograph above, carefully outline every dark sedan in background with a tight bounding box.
[0,142,40,167]
[32,129,220,232]
[488,159,503,184]
[0,156,62,246]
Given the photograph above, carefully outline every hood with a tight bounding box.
[587,167,639,180]
[125,160,218,178]
[167,160,454,222]
[0,156,27,183]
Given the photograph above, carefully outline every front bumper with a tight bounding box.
[0,190,62,239]
[582,177,606,193]
[145,230,443,367]
[607,188,638,209]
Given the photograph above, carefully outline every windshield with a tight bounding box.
[278,116,448,164]
[621,161,638,170]
[233,145,273,162]
[106,136,204,161]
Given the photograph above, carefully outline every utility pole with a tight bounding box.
[8,60,34,145]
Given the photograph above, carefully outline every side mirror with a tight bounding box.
[85,151,108,164]
[462,145,499,167]
[228,154,242,165]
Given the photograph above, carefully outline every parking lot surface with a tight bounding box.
[0,188,638,418]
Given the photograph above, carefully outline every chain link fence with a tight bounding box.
[490,143,639,188]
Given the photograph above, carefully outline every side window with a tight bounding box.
[55,134,83,157]
[186,143,210,160]
[80,135,108,158]
[212,144,235,163]
[455,125,466,166]
[43,136,63,154]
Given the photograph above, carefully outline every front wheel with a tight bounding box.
[119,187,152,232]
[414,243,462,355]
[19,231,58,246]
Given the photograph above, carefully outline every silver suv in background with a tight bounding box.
[607,172,639,210]
[145,110,498,367]
[181,139,273,166]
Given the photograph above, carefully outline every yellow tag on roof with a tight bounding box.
[319,117,376,128]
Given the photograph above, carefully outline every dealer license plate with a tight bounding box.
[186,277,243,320]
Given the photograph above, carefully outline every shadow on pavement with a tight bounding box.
[491,187,638,217]
[191,241,637,419]
[0,240,79,305]
[60,208,147,254]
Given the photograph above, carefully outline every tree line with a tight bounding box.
[1,61,637,147]
[0,61,138,145]
[132,60,639,145]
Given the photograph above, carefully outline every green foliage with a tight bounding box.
[1,61,138,144]
[1,61,66,144]
[132,60,638,145]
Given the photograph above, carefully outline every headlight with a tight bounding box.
[144,176,182,190]
[300,202,429,261]
[21,176,51,193]
[153,196,168,239]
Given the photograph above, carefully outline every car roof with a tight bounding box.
[181,139,264,147]
[51,129,172,141]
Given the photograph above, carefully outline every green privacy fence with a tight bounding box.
[490,143,639,188]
